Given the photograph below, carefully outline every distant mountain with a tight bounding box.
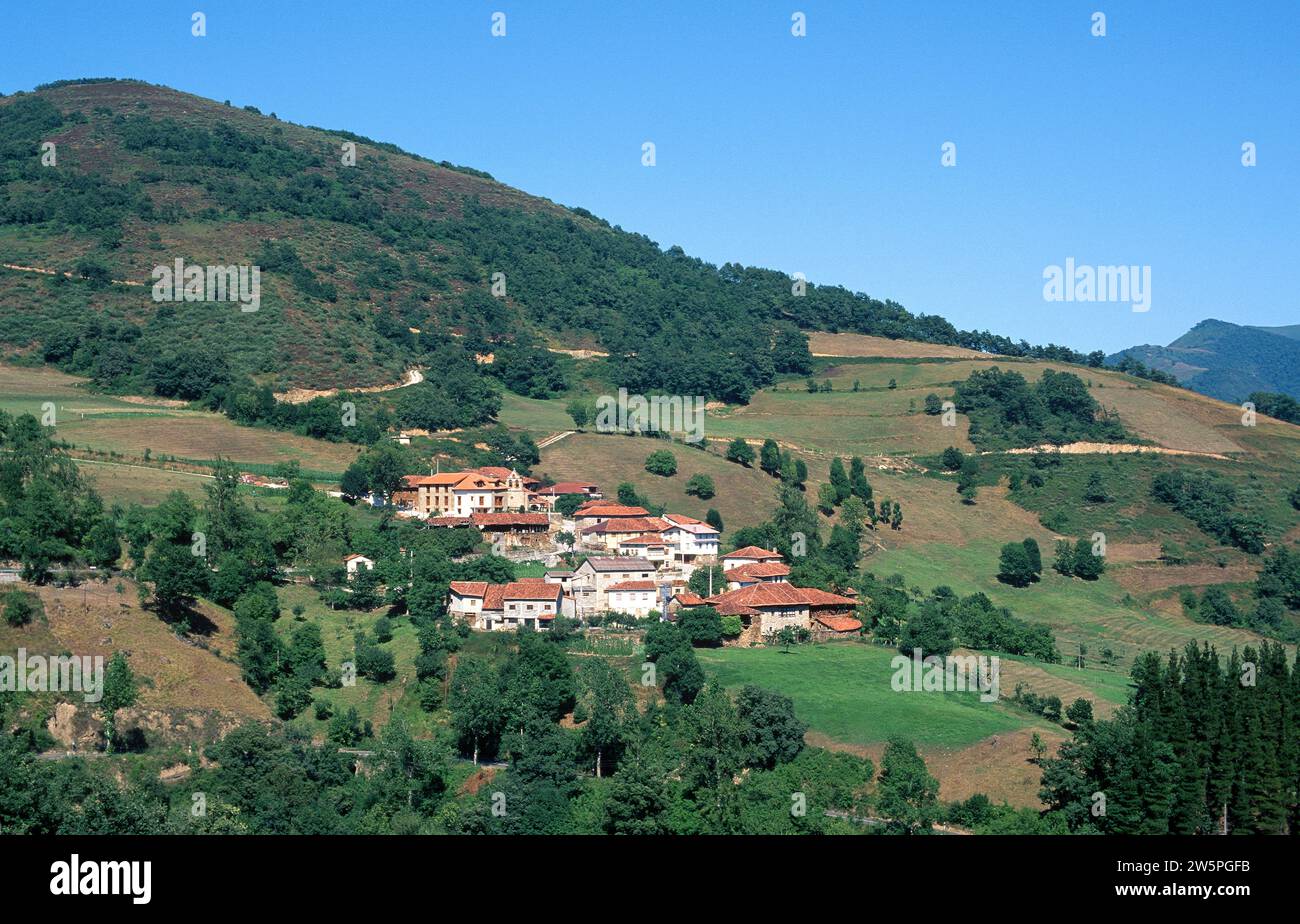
[1108,319,1300,403]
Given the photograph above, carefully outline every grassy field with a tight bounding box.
[869,538,1274,668]
[0,362,363,478]
[539,431,780,531]
[697,642,1035,749]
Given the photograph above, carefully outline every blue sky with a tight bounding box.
[4,0,1297,353]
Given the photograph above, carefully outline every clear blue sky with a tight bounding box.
[4,0,1297,353]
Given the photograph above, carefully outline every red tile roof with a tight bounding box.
[606,580,658,592]
[724,562,791,581]
[672,592,707,606]
[471,512,550,528]
[814,614,863,632]
[574,504,649,518]
[581,516,667,535]
[503,581,562,602]
[723,546,784,562]
[619,534,668,546]
[706,583,857,610]
[711,599,762,616]
[427,516,473,527]
[449,581,488,597]
[483,586,507,611]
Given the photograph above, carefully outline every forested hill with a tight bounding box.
[2,78,1089,404]
[1109,319,1300,405]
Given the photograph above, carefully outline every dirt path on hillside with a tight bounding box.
[996,442,1237,462]
[2,262,146,286]
[536,430,575,449]
[273,367,424,404]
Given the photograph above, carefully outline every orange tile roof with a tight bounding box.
[471,512,549,527]
[814,614,863,632]
[673,592,707,606]
[706,583,857,610]
[799,587,860,607]
[574,504,649,518]
[711,599,762,616]
[620,534,668,546]
[606,580,658,592]
[503,581,563,601]
[483,586,507,611]
[449,581,489,597]
[724,562,791,580]
[723,546,784,561]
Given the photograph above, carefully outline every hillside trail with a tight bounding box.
[273,367,425,404]
[536,430,575,449]
[991,441,1238,462]
[2,261,146,286]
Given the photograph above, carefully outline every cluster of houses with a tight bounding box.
[346,466,863,646]
[447,544,862,646]
[394,466,600,517]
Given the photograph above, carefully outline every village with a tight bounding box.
[337,465,862,646]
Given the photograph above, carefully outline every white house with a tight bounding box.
[343,554,375,578]
[661,513,720,563]
[605,580,661,618]
[571,556,658,616]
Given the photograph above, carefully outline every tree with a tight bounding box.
[100,652,138,753]
[759,439,782,476]
[678,606,724,647]
[338,460,374,503]
[1083,470,1109,503]
[941,446,965,471]
[999,543,1035,587]
[659,647,705,704]
[451,658,504,764]
[84,520,121,568]
[924,393,943,415]
[705,508,724,532]
[876,737,939,833]
[554,494,586,518]
[736,685,806,769]
[3,591,34,627]
[816,483,839,515]
[1072,538,1105,580]
[576,659,633,778]
[138,540,208,622]
[1053,539,1075,576]
[645,450,677,477]
[725,438,755,467]
[890,503,903,531]
[688,563,726,597]
[566,399,590,430]
[898,606,953,658]
[1022,538,1042,579]
[1065,698,1094,728]
[828,458,850,503]
[685,473,715,499]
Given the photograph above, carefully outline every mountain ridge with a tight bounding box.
[1109,318,1300,403]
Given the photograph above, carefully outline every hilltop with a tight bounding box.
[1110,318,1300,404]
[0,77,1088,411]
